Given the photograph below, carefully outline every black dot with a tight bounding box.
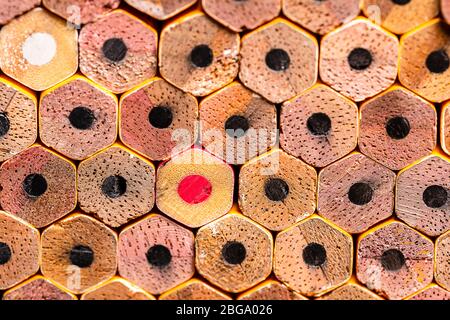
[225,115,250,138]
[426,49,449,74]
[148,106,173,129]
[265,48,291,71]
[423,185,448,208]
[102,38,128,63]
[381,249,405,271]
[264,178,290,202]
[23,174,48,198]
[392,0,411,4]
[146,245,172,267]
[307,113,332,136]
[0,242,12,265]
[348,182,373,206]
[386,116,411,140]
[0,112,10,137]
[101,175,127,199]
[302,243,327,267]
[190,45,213,68]
[348,48,373,70]
[69,106,96,130]
[70,245,94,268]
[222,241,246,265]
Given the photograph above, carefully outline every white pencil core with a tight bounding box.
[22,32,57,66]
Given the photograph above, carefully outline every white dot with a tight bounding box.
[22,32,57,66]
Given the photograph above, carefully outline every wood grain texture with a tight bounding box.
[237,280,308,300]
[399,19,450,103]
[0,145,76,228]
[357,220,434,300]
[441,101,450,156]
[274,215,353,297]
[444,0,450,24]
[239,149,317,231]
[196,213,273,293]
[200,82,277,165]
[41,213,117,294]
[125,0,196,20]
[283,0,360,35]
[280,84,358,168]
[435,230,450,291]
[79,10,158,94]
[317,280,383,300]
[239,18,318,104]
[320,18,398,102]
[318,152,396,234]
[159,279,231,300]
[3,276,76,300]
[396,153,450,237]
[81,277,155,300]
[0,211,40,290]
[0,0,40,25]
[406,284,450,300]
[118,214,195,295]
[78,144,155,227]
[159,11,239,97]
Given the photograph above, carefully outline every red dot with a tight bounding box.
[177,175,213,205]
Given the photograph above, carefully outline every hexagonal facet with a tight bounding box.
[357,221,434,300]
[159,12,240,97]
[274,216,353,297]
[320,18,398,102]
[199,82,277,165]
[283,0,360,35]
[0,8,78,91]
[78,145,155,228]
[281,84,358,168]
[0,145,76,228]
[81,278,155,300]
[43,0,120,25]
[238,280,308,300]
[3,276,76,300]
[318,282,383,300]
[436,231,450,291]
[79,10,158,94]
[40,76,118,161]
[0,0,40,25]
[239,18,318,104]
[196,213,273,293]
[399,19,450,103]
[443,102,450,157]
[125,0,196,20]
[159,279,232,300]
[156,148,234,228]
[0,77,37,162]
[203,0,280,32]
[120,77,198,161]
[239,149,317,231]
[41,214,117,294]
[0,211,40,290]
[362,0,439,35]
[407,284,450,300]
[318,152,396,234]
[396,154,450,237]
[118,214,195,295]
[359,86,437,171]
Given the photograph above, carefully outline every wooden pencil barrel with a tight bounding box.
[237,280,307,300]
[435,230,450,291]
[81,277,155,300]
[159,279,232,300]
[406,284,450,300]
[442,101,450,156]
[2,276,76,300]
[124,0,197,20]
[443,0,450,25]
[0,0,40,25]
[317,280,383,300]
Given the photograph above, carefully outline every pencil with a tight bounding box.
[406,284,450,300]
[159,279,232,300]
[124,0,197,20]
[81,277,155,300]
[317,279,383,300]
[443,101,450,156]
[237,280,308,300]
[2,276,76,300]
[0,0,40,25]
[435,230,450,291]
[443,0,450,24]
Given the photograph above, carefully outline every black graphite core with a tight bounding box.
[302,243,327,267]
[190,44,214,68]
[307,113,332,136]
[69,106,96,130]
[0,112,10,137]
[264,178,290,202]
[385,116,411,140]
[148,106,173,129]
[392,0,411,4]
[101,175,127,199]
[70,245,94,268]
[426,49,450,74]
[423,185,448,208]
[348,48,373,70]
[265,48,291,71]
[381,249,405,271]
[0,242,12,265]
[23,173,48,198]
[146,245,172,267]
[225,115,250,138]
[222,241,246,265]
[102,38,128,63]
[348,182,373,206]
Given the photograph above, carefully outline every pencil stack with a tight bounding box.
[0,0,450,301]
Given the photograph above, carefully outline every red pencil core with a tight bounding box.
[178,175,212,205]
